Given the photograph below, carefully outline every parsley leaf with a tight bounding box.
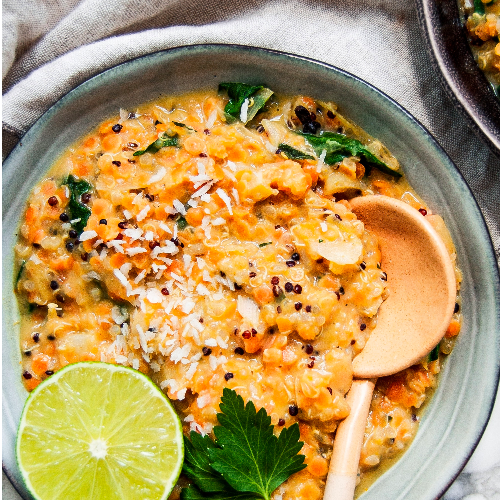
[181,389,305,500]
[181,485,257,500]
[210,389,306,499]
[219,83,273,124]
[277,144,315,160]
[63,175,92,234]
[133,133,179,156]
[300,132,402,178]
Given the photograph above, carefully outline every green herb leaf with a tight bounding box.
[300,132,402,178]
[429,343,440,362]
[133,133,179,156]
[181,389,305,500]
[259,242,272,248]
[219,83,273,124]
[209,389,306,499]
[181,484,257,500]
[63,175,92,234]
[177,216,189,230]
[474,0,485,14]
[173,121,195,131]
[16,260,26,285]
[183,432,228,493]
[319,239,324,243]
[277,144,315,161]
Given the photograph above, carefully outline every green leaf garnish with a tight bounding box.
[429,344,440,362]
[173,121,195,131]
[181,389,305,500]
[300,132,402,178]
[259,242,272,247]
[133,133,179,156]
[319,239,324,243]
[473,0,485,14]
[277,144,315,161]
[63,175,92,234]
[177,216,188,230]
[219,83,273,124]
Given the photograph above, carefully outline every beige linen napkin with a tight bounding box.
[3,0,499,259]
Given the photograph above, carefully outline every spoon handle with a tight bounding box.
[323,379,376,500]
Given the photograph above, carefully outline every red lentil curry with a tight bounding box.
[14,84,462,499]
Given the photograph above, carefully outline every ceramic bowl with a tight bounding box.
[3,44,499,500]
[416,0,500,156]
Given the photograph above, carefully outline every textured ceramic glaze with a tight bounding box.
[2,45,500,500]
[416,0,500,156]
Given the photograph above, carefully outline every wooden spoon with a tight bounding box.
[323,195,456,500]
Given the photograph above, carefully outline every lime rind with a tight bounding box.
[16,362,184,500]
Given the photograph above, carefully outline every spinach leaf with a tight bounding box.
[63,175,92,234]
[429,343,440,362]
[219,83,273,124]
[258,242,272,247]
[300,132,402,178]
[16,260,26,285]
[277,144,315,160]
[133,133,179,156]
[177,216,188,230]
[173,121,195,131]
[474,0,485,14]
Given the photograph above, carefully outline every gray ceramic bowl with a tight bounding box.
[3,44,499,500]
[416,0,500,156]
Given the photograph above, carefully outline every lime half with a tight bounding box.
[16,362,183,500]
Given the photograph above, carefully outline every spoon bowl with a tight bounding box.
[324,195,457,500]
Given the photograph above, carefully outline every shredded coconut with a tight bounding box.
[79,230,98,241]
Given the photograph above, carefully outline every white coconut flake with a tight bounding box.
[196,284,210,296]
[165,205,177,215]
[192,181,215,199]
[216,188,233,215]
[197,394,211,408]
[212,217,226,226]
[223,168,237,182]
[79,230,98,241]
[69,218,81,224]
[113,269,129,287]
[226,160,237,172]
[124,227,143,241]
[205,338,218,347]
[320,221,328,233]
[147,288,164,304]
[173,199,186,215]
[126,247,147,256]
[177,388,187,400]
[159,222,172,234]
[123,210,132,220]
[200,193,211,203]
[132,359,140,370]
[30,254,42,265]
[136,205,150,222]
[232,187,240,205]
[240,98,249,123]
[181,298,195,314]
[186,362,198,380]
[148,167,166,185]
[132,193,143,205]
[144,231,154,241]
[216,336,228,349]
[134,269,147,284]
[237,295,260,325]
[316,149,327,173]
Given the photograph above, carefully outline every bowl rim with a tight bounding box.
[416,0,500,157]
[3,42,500,500]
